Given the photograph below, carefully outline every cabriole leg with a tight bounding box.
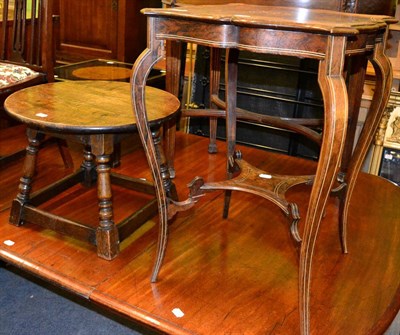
[299,35,348,335]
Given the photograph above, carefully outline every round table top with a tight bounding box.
[4,81,180,134]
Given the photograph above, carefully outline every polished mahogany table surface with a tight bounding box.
[131,4,396,335]
[1,132,400,334]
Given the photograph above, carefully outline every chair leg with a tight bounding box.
[9,129,44,226]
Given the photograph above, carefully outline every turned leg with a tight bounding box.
[9,129,44,226]
[339,30,393,253]
[299,36,348,335]
[91,134,119,260]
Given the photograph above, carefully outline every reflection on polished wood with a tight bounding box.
[1,132,400,334]
[55,60,134,82]
[167,0,397,15]
[132,5,396,334]
[71,66,132,81]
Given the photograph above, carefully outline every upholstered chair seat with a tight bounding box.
[0,63,39,88]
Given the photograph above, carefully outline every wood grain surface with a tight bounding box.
[1,132,399,334]
[4,81,180,133]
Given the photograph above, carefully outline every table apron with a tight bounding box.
[154,18,380,59]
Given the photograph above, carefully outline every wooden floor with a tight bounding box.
[1,130,400,334]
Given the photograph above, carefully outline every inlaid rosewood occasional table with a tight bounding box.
[130,4,395,334]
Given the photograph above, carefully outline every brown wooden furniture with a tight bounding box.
[0,0,54,94]
[54,0,161,64]
[165,0,397,14]
[170,0,396,160]
[0,0,69,165]
[4,80,180,260]
[1,132,400,334]
[131,5,395,334]
[53,59,167,168]
[161,0,396,178]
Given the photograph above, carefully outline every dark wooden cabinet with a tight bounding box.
[55,0,160,64]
